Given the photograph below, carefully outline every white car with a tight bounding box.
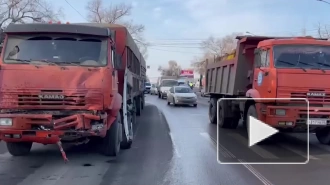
[167,86,197,107]
[150,84,158,95]
[158,79,178,99]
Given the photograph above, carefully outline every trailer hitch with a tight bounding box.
[57,141,69,163]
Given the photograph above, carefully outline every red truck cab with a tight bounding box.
[206,36,330,145]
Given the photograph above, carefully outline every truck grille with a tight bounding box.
[18,94,86,106]
[290,92,330,103]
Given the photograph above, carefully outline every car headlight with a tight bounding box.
[0,118,12,126]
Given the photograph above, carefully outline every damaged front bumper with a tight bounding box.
[0,112,108,162]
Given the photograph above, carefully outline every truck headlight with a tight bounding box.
[275,109,286,116]
[0,118,12,126]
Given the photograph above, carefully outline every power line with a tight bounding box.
[63,0,87,21]
[148,47,204,54]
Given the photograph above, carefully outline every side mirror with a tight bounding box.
[114,53,122,69]
[254,48,260,55]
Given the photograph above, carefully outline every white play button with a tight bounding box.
[248,116,279,147]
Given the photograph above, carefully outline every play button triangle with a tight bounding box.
[248,116,279,147]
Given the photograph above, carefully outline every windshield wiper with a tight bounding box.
[38,59,60,66]
[276,59,307,72]
[55,62,81,66]
[315,62,330,73]
[5,58,32,63]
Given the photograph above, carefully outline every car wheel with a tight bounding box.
[193,104,197,107]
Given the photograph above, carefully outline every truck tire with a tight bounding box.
[316,127,330,145]
[6,142,32,156]
[121,110,133,149]
[209,98,217,124]
[100,112,121,156]
[218,100,239,129]
[141,95,144,110]
[136,97,141,116]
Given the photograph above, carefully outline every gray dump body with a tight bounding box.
[205,36,257,96]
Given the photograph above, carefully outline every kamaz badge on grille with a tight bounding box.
[38,94,65,99]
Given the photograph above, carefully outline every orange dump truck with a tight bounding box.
[0,22,146,161]
[206,36,330,144]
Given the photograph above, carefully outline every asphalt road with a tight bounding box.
[1,94,330,185]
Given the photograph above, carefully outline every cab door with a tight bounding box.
[253,48,275,98]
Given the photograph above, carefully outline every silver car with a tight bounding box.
[150,84,158,95]
[167,86,197,107]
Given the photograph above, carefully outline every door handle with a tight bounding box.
[254,79,257,81]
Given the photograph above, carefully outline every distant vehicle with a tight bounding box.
[150,84,158,95]
[166,86,197,107]
[144,82,151,94]
[158,79,178,99]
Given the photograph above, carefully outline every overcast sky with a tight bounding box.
[51,0,330,81]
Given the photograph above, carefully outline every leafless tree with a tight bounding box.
[316,23,330,39]
[201,32,242,56]
[158,60,182,76]
[0,0,63,28]
[86,0,148,59]
[191,33,242,74]
[190,52,214,75]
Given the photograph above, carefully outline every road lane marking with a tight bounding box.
[169,133,181,158]
[277,143,318,160]
[238,159,274,185]
[200,132,235,158]
[228,133,279,159]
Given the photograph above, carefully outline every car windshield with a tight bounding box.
[273,45,330,70]
[151,84,156,88]
[175,87,193,93]
[145,82,151,86]
[161,80,178,87]
[3,34,108,66]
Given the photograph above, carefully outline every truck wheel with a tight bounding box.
[141,96,144,110]
[316,127,330,145]
[209,98,217,124]
[218,100,239,129]
[136,97,141,116]
[100,112,121,156]
[6,142,32,156]
[121,111,133,149]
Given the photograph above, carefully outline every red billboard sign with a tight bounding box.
[180,69,194,77]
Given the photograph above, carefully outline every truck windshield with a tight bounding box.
[145,82,151,86]
[161,80,178,87]
[3,34,108,66]
[273,45,330,70]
